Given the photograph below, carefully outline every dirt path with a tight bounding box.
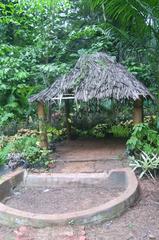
[55,138,126,162]
[48,137,127,174]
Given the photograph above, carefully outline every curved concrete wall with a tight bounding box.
[0,168,139,227]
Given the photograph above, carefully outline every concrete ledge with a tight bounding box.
[0,168,139,227]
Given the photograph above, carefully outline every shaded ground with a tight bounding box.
[4,184,124,214]
[55,138,126,162]
[48,137,127,173]
[0,138,159,239]
[51,158,128,173]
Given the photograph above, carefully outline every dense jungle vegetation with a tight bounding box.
[0,0,159,177]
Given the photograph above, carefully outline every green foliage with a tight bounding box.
[75,122,131,139]
[123,57,153,87]
[91,124,108,138]
[23,144,51,168]
[144,115,156,128]
[129,152,159,179]
[0,0,158,151]
[14,136,52,168]
[82,0,159,126]
[0,141,14,166]
[0,0,119,126]
[111,125,130,138]
[0,132,51,168]
[47,126,67,142]
[85,0,159,43]
[0,109,14,127]
[12,136,37,153]
[127,123,159,155]
[127,122,159,179]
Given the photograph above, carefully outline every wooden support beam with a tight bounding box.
[64,99,72,139]
[133,98,143,124]
[37,102,48,148]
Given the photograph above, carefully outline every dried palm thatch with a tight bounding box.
[29,52,153,103]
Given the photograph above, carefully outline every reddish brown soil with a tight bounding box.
[55,138,126,162]
[50,159,128,173]
[46,137,127,174]
[4,184,124,214]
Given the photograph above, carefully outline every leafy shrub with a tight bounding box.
[0,131,52,169]
[76,129,89,137]
[91,124,108,138]
[0,110,14,128]
[127,123,159,179]
[127,123,159,155]
[0,142,14,166]
[144,115,156,127]
[47,126,67,142]
[111,125,130,138]
[75,124,108,138]
[23,145,52,168]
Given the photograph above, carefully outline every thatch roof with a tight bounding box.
[29,52,153,103]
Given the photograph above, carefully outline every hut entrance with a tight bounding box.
[48,98,135,140]
[29,52,153,149]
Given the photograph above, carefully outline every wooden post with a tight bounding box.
[133,97,143,124]
[64,99,72,139]
[37,102,48,148]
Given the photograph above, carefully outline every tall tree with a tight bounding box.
[82,0,159,126]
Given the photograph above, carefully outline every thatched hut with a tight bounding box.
[29,52,153,148]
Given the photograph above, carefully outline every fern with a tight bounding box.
[0,142,14,165]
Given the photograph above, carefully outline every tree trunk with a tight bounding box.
[37,102,48,148]
[133,98,143,124]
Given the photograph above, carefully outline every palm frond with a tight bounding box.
[81,0,159,41]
